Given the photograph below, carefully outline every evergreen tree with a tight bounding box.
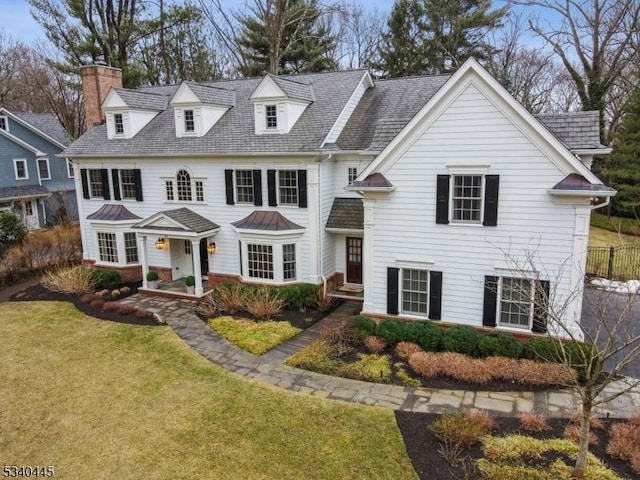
[604,84,640,218]
[377,0,426,77]
[237,0,336,77]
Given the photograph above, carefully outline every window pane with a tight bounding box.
[283,244,296,281]
[452,175,482,223]
[124,232,138,264]
[195,181,204,202]
[114,114,124,134]
[266,105,277,129]
[499,277,533,329]
[176,170,192,201]
[247,244,274,279]
[89,169,103,198]
[120,169,137,199]
[184,109,195,132]
[97,232,118,263]
[38,159,49,180]
[165,180,174,200]
[348,167,358,185]
[401,269,429,316]
[279,170,298,205]
[236,170,254,203]
[15,160,27,179]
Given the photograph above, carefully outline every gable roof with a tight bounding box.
[133,207,219,234]
[0,108,69,149]
[232,211,303,231]
[326,198,363,230]
[111,88,169,111]
[269,75,315,102]
[535,111,608,151]
[0,128,46,156]
[183,82,236,106]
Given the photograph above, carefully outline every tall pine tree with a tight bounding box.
[604,84,640,218]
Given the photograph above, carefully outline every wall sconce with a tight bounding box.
[155,238,166,250]
[207,242,217,255]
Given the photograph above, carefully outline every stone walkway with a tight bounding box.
[120,293,640,418]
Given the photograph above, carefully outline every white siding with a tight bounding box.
[367,84,578,329]
[320,159,336,276]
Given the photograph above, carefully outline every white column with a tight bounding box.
[567,205,591,340]
[307,164,321,283]
[362,198,375,313]
[139,234,148,289]
[191,239,203,296]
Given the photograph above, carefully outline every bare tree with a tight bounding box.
[510,0,640,142]
[332,1,385,69]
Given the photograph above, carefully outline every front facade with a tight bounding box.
[0,109,77,229]
[65,60,614,338]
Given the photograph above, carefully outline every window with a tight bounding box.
[401,269,429,316]
[184,109,195,133]
[283,244,296,281]
[67,159,74,178]
[124,232,138,264]
[499,277,534,329]
[164,170,205,203]
[195,180,204,202]
[0,116,7,131]
[165,180,174,201]
[97,232,118,263]
[278,170,298,205]
[265,105,277,129]
[89,169,104,198]
[14,159,28,180]
[114,113,124,135]
[247,244,274,280]
[23,201,34,216]
[452,175,483,223]
[37,158,50,180]
[119,169,137,199]
[184,240,192,255]
[236,170,254,204]
[177,170,192,201]
[348,167,358,185]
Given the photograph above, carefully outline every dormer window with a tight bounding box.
[184,109,195,133]
[266,105,278,129]
[114,113,125,135]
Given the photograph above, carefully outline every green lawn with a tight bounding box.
[589,226,640,247]
[0,302,417,480]
[208,316,302,355]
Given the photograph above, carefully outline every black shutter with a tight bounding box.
[267,170,277,206]
[428,271,442,320]
[100,168,110,200]
[297,170,307,208]
[111,169,121,201]
[533,280,550,333]
[387,267,399,315]
[133,169,143,201]
[225,170,234,205]
[253,169,262,206]
[80,169,90,199]
[483,175,500,226]
[239,241,243,276]
[482,276,498,327]
[436,174,450,224]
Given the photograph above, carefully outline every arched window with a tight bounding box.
[176,169,192,201]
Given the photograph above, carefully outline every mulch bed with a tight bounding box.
[8,282,159,326]
[395,412,639,480]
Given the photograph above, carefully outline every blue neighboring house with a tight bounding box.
[0,108,77,230]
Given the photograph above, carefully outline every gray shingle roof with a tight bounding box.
[232,210,303,231]
[63,70,366,157]
[269,75,315,102]
[86,204,141,221]
[113,88,169,111]
[134,207,219,233]
[326,198,363,230]
[0,185,49,201]
[535,111,607,150]
[350,173,394,189]
[13,112,70,146]
[552,173,615,192]
[336,74,451,151]
[185,82,236,107]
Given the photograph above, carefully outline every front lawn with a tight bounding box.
[0,301,416,479]
[208,316,302,355]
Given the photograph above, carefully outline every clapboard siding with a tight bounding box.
[367,83,577,328]
[320,159,336,276]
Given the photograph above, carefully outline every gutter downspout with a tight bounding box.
[319,153,332,295]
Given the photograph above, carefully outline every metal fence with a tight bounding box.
[586,245,640,281]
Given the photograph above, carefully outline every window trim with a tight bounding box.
[449,174,485,225]
[277,169,298,206]
[88,169,105,199]
[13,158,28,180]
[236,233,302,285]
[67,159,74,178]
[400,267,430,317]
[496,276,535,331]
[91,223,141,267]
[123,232,139,264]
[0,115,8,131]
[96,231,119,264]
[118,169,138,200]
[37,157,51,181]
[235,169,255,204]
[184,109,196,133]
[113,113,125,136]
[163,169,206,204]
[265,104,278,129]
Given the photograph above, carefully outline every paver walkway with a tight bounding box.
[120,293,640,418]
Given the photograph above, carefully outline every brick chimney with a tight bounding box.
[80,61,123,129]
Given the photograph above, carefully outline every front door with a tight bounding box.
[170,239,194,280]
[346,237,362,284]
[18,200,39,230]
[199,239,209,278]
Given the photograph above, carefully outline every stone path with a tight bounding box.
[120,293,640,418]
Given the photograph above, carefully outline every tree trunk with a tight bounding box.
[573,397,593,479]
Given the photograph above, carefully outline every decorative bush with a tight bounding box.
[110,289,121,297]
[95,289,110,297]
[195,293,220,319]
[429,411,495,449]
[607,419,640,474]
[117,304,137,315]
[90,299,105,310]
[395,341,423,361]
[314,286,336,312]
[407,351,441,379]
[337,354,391,383]
[513,359,575,386]
[279,283,318,310]
[146,271,159,281]
[102,301,119,312]
[563,424,599,446]
[439,352,492,384]
[364,335,387,354]
[244,286,285,321]
[350,315,376,336]
[522,337,559,362]
[185,275,196,287]
[518,412,550,432]
[120,286,131,294]
[214,283,247,314]
[405,321,443,352]
[285,339,342,374]
[135,309,154,319]
[569,411,604,430]
[477,332,522,359]
[443,325,480,357]
[41,265,97,294]
[92,269,122,290]
[375,318,408,345]
[80,293,99,304]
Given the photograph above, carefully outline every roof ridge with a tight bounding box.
[114,87,170,98]
[375,73,453,82]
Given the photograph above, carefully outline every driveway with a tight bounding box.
[582,287,640,379]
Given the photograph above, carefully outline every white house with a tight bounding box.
[63,59,614,337]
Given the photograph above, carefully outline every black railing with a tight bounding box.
[586,245,640,281]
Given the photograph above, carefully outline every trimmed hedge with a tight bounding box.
[375,319,409,345]
[350,315,376,336]
[477,332,523,359]
[279,283,318,310]
[522,337,559,362]
[405,321,443,352]
[443,325,480,357]
[91,269,122,290]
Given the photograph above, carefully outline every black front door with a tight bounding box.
[199,239,209,276]
[346,237,362,284]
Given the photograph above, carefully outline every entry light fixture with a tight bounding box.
[207,242,217,255]
[155,238,166,250]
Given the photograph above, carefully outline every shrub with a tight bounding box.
[430,411,494,449]
[395,341,423,361]
[314,286,336,312]
[120,286,131,294]
[519,412,550,432]
[90,299,105,310]
[569,411,604,430]
[244,286,285,321]
[477,332,522,359]
[466,409,496,432]
[279,283,318,310]
[483,356,519,380]
[375,318,408,345]
[350,315,376,336]
[195,293,220,319]
[135,309,154,319]
[608,419,640,471]
[92,269,122,290]
[364,335,387,354]
[95,289,110,298]
[405,321,443,352]
[522,337,559,362]
[118,304,137,315]
[210,317,301,355]
[102,301,119,312]
[285,339,342,374]
[408,351,441,379]
[443,325,480,357]
[214,283,247,314]
[80,293,99,304]
[319,320,357,356]
[439,352,492,384]
[146,271,159,281]
[337,353,392,383]
[41,265,96,294]
[394,364,421,387]
[0,211,27,248]
[563,424,598,446]
[514,359,575,386]
[185,275,195,287]
[110,289,121,297]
